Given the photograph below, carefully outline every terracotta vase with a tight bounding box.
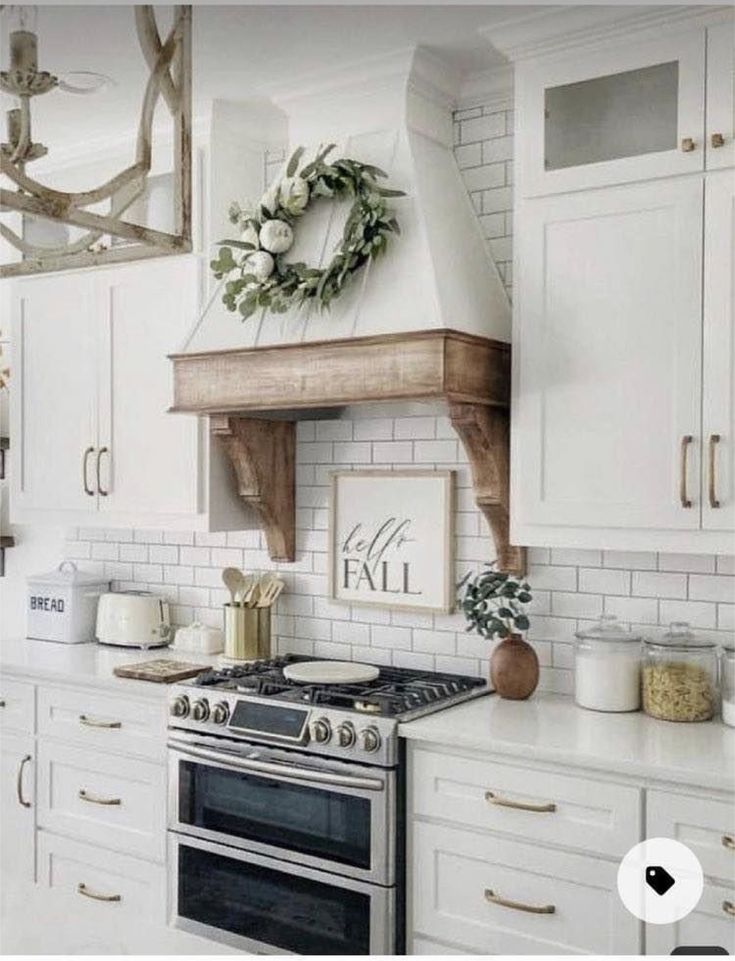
[490,633,539,700]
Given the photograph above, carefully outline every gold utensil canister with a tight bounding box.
[223,604,271,660]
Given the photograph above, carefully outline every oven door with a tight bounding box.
[168,732,395,885]
[169,832,395,955]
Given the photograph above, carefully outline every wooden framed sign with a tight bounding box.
[329,470,455,613]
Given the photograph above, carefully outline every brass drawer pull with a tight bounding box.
[79,789,121,806]
[485,888,556,915]
[709,434,721,508]
[711,132,726,148]
[680,435,693,508]
[681,137,696,152]
[79,714,122,730]
[82,446,95,497]
[96,446,109,497]
[16,754,32,808]
[485,790,556,813]
[723,900,735,917]
[722,834,735,850]
[77,882,121,903]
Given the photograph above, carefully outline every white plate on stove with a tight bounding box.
[283,661,380,685]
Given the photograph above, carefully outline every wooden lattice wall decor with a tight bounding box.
[0,5,192,277]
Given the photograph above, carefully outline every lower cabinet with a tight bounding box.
[0,731,35,883]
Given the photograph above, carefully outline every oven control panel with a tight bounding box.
[168,691,397,766]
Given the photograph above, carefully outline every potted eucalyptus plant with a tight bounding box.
[462,564,538,699]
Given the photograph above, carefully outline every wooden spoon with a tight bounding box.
[257,575,285,608]
[222,567,243,606]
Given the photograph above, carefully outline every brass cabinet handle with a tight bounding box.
[723,900,735,917]
[681,137,696,152]
[680,435,693,508]
[16,754,31,808]
[82,446,95,497]
[722,834,735,850]
[77,882,121,903]
[711,132,726,148]
[709,434,722,508]
[79,714,122,730]
[485,790,556,813]
[485,888,556,915]
[96,446,109,497]
[78,788,121,806]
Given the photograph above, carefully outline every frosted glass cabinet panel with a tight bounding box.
[544,62,679,170]
[518,31,706,195]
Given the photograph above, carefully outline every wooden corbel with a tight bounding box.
[211,415,295,562]
[449,402,526,575]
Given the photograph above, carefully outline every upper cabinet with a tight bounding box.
[10,256,245,532]
[516,18,733,196]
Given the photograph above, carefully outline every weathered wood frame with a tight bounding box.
[170,329,525,574]
[0,5,192,278]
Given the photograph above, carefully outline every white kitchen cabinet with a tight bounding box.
[646,879,735,955]
[706,21,735,171]
[512,176,711,549]
[9,255,246,531]
[702,170,735,533]
[0,731,35,883]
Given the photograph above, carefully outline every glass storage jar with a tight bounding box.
[574,615,642,712]
[721,642,735,728]
[642,623,718,723]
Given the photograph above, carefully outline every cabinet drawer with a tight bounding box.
[410,935,479,955]
[37,832,166,926]
[38,685,166,760]
[0,677,35,734]
[646,877,735,955]
[648,791,735,885]
[411,821,640,955]
[410,746,641,857]
[37,741,166,862]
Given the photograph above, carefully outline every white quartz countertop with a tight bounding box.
[399,692,735,793]
[0,638,220,699]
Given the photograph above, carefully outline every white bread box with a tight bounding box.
[27,561,110,644]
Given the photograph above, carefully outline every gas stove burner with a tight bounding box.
[354,700,383,714]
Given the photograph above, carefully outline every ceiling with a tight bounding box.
[1,4,536,154]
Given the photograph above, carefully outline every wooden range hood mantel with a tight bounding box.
[170,328,525,573]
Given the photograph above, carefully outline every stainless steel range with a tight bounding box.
[167,654,489,956]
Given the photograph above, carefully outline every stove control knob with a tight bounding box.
[212,701,230,725]
[191,698,210,722]
[311,718,332,744]
[359,726,381,754]
[170,695,190,718]
[336,721,356,749]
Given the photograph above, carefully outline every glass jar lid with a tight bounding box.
[575,614,642,644]
[645,621,717,651]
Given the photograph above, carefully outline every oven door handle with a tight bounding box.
[168,739,386,792]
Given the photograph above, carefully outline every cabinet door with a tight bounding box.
[512,177,703,538]
[706,21,735,171]
[518,31,706,196]
[96,256,200,518]
[0,732,35,883]
[702,171,735,532]
[646,878,735,955]
[11,273,98,514]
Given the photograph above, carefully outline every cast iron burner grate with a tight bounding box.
[192,654,486,718]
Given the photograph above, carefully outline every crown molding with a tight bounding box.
[458,65,513,112]
[484,4,733,63]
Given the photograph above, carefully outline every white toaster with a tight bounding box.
[95,591,172,648]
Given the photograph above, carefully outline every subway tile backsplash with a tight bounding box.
[62,100,733,694]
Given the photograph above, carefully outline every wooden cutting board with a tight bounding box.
[113,659,209,684]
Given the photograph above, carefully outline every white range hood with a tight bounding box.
[184,47,511,353]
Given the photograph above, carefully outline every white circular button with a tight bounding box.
[617,837,704,924]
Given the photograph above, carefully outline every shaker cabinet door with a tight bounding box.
[0,732,35,884]
[706,21,735,171]
[11,273,99,516]
[702,171,735,532]
[96,255,201,520]
[512,177,703,541]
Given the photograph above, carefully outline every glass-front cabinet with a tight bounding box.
[517,30,709,195]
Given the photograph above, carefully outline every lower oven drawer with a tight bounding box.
[169,832,396,956]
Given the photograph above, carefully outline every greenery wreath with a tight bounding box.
[210,144,405,320]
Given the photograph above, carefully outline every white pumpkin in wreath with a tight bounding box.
[259,219,294,254]
[246,250,275,281]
